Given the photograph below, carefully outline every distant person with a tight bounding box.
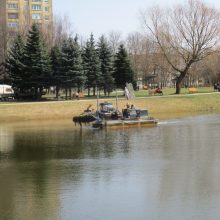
[131,104,135,109]
[85,104,93,112]
[125,87,130,100]
[75,92,79,100]
[214,83,218,91]
[155,87,163,95]
[218,83,220,92]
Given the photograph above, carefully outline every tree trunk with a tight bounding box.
[175,71,187,94]
[176,80,181,94]
[65,88,68,100]
[93,86,96,96]
[56,86,60,99]
[69,88,72,99]
[34,87,38,100]
[88,87,90,96]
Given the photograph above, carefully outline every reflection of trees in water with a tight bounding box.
[0,125,141,220]
[0,126,14,159]
[0,165,15,220]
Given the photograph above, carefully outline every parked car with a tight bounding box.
[0,85,14,101]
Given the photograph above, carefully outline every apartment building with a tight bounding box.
[0,0,52,35]
[0,0,53,65]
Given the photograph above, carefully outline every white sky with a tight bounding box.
[53,0,220,38]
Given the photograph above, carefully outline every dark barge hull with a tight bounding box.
[92,118,158,129]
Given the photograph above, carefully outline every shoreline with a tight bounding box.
[0,93,220,122]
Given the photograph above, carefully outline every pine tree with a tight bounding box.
[59,37,84,99]
[50,45,62,98]
[97,35,114,96]
[6,35,26,90]
[71,36,85,92]
[82,34,101,96]
[62,38,75,92]
[113,44,134,89]
[59,39,71,99]
[24,24,51,99]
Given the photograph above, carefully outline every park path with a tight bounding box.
[0,91,219,106]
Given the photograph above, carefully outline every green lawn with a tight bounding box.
[93,87,215,99]
[0,87,216,104]
[134,87,214,97]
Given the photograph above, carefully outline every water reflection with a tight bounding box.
[0,115,220,220]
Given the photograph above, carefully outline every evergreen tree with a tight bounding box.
[71,36,85,92]
[59,37,84,98]
[6,35,26,90]
[59,39,72,99]
[59,39,71,94]
[82,34,101,96]
[113,44,135,89]
[24,24,51,99]
[50,45,62,98]
[97,35,114,96]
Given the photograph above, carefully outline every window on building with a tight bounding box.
[7,3,18,9]
[32,13,41,19]
[8,22,19,28]
[8,13,19,19]
[32,4,42,10]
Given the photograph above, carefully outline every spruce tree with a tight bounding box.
[113,44,134,89]
[6,35,26,90]
[24,24,51,99]
[59,38,71,98]
[63,38,75,94]
[82,34,101,96]
[97,35,114,96]
[50,45,62,98]
[71,36,85,92]
[59,37,84,99]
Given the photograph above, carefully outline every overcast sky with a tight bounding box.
[53,0,220,38]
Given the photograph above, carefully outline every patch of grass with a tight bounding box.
[135,87,214,97]
[0,92,220,122]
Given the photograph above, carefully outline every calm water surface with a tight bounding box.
[1,114,220,220]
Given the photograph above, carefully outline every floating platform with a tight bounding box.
[92,117,158,129]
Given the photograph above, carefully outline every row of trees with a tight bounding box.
[6,24,134,99]
[2,0,220,96]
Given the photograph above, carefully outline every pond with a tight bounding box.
[0,114,220,220]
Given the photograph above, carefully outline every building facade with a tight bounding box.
[0,0,53,35]
[0,0,53,69]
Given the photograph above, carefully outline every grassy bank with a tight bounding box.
[0,93,220,122]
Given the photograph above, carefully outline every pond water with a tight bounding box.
[1,114,220,220]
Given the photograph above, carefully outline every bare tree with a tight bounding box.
[126,32,144,84]
[141,0,220,93]
[126,32,173,88]
[52,15,74,47]
[108,31,123,54]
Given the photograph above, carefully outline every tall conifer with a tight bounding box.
[59,36,84,98]
[113,44,134,89]
[6,35,26,90]
[82,34,101,96]
[71,36,85,92]
[50,45,62,98]
[24,24,51,99]
[97,35,114,96]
